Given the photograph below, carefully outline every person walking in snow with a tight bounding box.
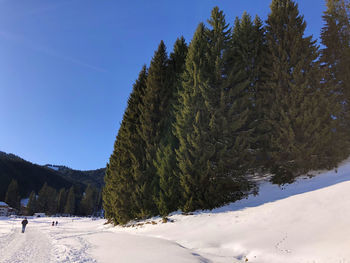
[52,221,55,226]
[55,221,58,226]
[21,217,28,233]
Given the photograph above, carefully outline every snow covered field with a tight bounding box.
[1,160,350,262]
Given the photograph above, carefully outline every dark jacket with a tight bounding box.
[22,219,28,226]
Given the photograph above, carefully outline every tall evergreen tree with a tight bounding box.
[80,184,97,216]
[229,13,268,165]
[36,183,48,212]
[175,22,228,212]
[95,189,103,214]
[321,0,350,155]
[46,186,57,215]
[204,7,252,207]
[64,186,75,215]
[26,191,37,215]
[5,180,20,210]
[263,0,339,183]
[102,163,115,221]
[36,183,57,214]
[136,41,170,218]
[154,37,188,216]
[103,66,148,224]
[57,188,67,214]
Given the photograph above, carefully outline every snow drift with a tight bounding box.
[1,159,350,262]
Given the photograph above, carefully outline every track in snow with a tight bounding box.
[0,223,51,263]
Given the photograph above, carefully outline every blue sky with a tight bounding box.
[0,0,326,170]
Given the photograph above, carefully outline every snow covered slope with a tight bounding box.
[1,159,350,263]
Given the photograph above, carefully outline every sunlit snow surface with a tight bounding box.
[1,159,350,262]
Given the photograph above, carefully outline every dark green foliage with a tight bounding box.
[103,66,148,224]
[27,191,37,216]
[80,184,98,216]
[174,8,253,212]
[174,23,213,212]
[36,183,57,215]
[228,14,268,165]
[5,179,20,210]
[262,0,340,182]
[103,2,350,223]
[64,186,75,215]
[95,189,103,214]
[321,0,350,156]
[205,7,253,206]
[102,164,116,221]
[154,37,188,216]
[136,41,171,218]
[57,188,67,214]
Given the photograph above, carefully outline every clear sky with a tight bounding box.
[0,0,327,170]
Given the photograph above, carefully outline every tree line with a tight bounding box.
[4,179,102,216]
[103,0,350,224]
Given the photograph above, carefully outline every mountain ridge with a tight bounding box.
[0,151,105,200]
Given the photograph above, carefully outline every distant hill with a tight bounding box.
[0,151,105,200]
[44,164,105,189]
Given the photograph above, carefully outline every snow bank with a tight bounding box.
[106,159,350,262]
[0,159,350,262]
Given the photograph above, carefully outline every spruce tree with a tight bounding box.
[36,183,57,214]
[102,163,116,221]
[136,41,170,218]
[229,13,268,165]
[176,8,252,211]
[46,186,57,215]
[27,191,37,215]
[64,186,75,215]
[80,184,97,216]
[175,22,223,212]
[95,189,103,214]
[5,179,20,210]
[204,7,252,207]
[321,0,350,157]
[263,0,338,183]
[103,66,148,224]
[154,37,188,216]
[57,188,67,214]
[36,183,48,212]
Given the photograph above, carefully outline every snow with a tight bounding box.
[46,165,59,171]
[0,202,9,206]
[0,219,51,263]
[1,159,350,262]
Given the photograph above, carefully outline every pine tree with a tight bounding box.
[102,163,116,221]
[229,13,268,166]
[263,0,338,183]
[103,66,148,224]
[5,179,20,210]
[80,185,97,216]
[175,22,223,212]
[36,183,48,212]
[136,41,171,218]
[95,189,103,214]
[36,183,57,214]
[176,8,252,211]
[27,191,37,215]
[46,186,57,215]
[204,7,253,207]
[57,188,67,214]
[154,37,188,216]
[321,0,350,157]
[64,186,75,215]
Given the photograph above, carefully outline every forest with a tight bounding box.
[103,0,350,225]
